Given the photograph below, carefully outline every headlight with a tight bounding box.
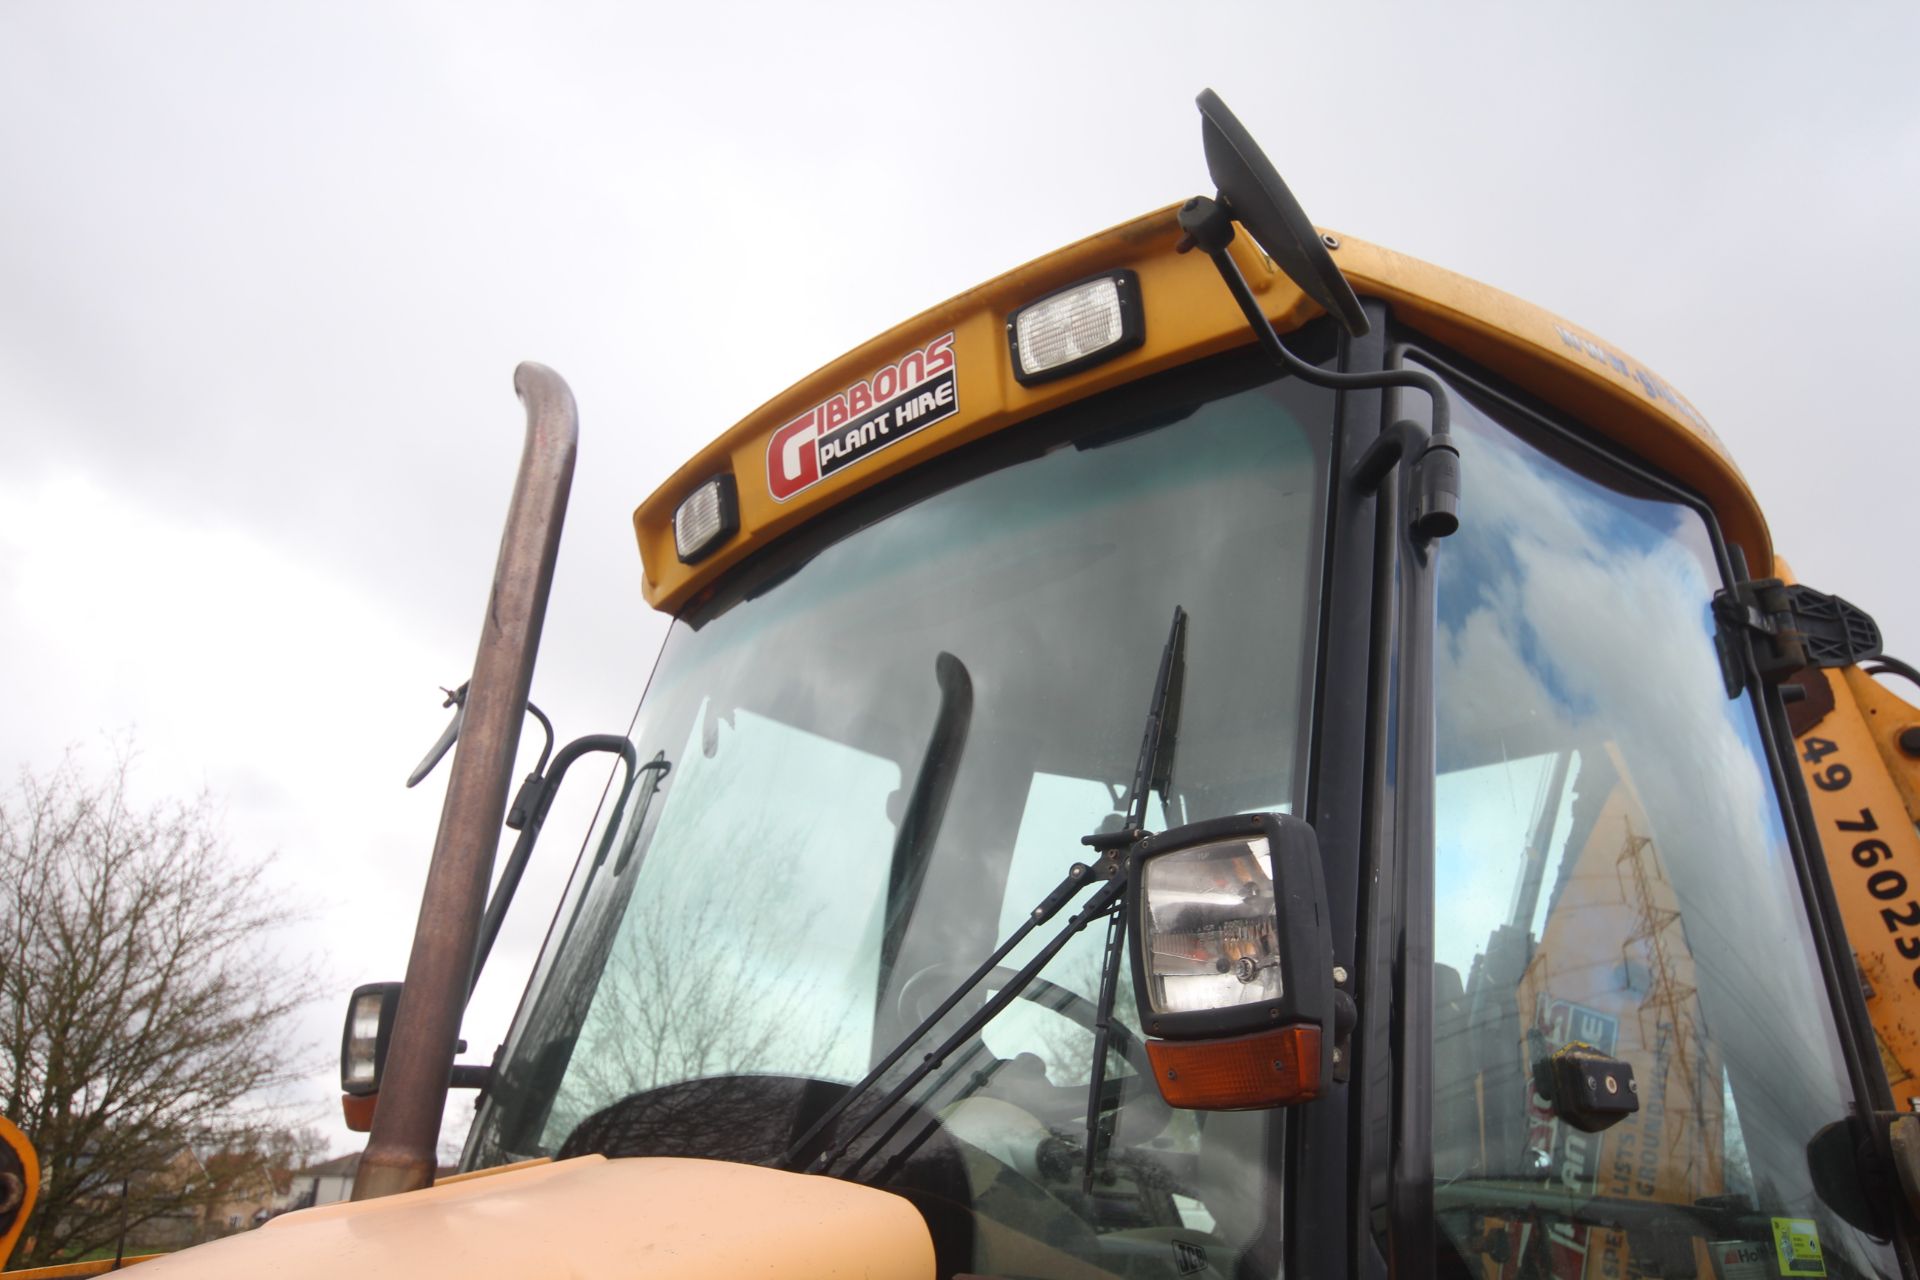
[1140,834,1282,1014]
[1126,813,1336,1110]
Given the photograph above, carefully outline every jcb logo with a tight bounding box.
[1172,1240,1208,1275]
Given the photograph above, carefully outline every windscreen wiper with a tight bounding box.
[781,607,1188,1181]
[1078,605,1184,1192]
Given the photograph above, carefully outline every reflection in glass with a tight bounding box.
[1427,365,1894,1278]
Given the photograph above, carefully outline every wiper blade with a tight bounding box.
[1129,605,1187,834]
[1080,605,1186,1192]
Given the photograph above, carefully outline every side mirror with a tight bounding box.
[1127,812,1340,1109]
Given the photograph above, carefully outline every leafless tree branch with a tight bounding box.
[1,750,318,1266]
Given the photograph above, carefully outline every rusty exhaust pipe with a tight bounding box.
[352,363,578,1201]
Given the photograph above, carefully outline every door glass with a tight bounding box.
[1426,365,1895,1279]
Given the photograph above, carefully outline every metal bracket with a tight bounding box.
[1712,578,1882,699]
[1330,972,1357,1085]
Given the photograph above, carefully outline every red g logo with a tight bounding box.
[767,409,820,502]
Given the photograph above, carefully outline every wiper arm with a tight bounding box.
[782,857,1101,1173]
[782,607,1189,1182]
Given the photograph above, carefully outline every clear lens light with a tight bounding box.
[344,993,383,1086]
[673,478,732,562]
[351,996,383,1040]
[1015,277,1124,377]
[1142,835,1283,1015]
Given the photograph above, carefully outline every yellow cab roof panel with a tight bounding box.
[634,203,1767,614]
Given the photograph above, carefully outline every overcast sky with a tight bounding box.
[3,2,1916,1160]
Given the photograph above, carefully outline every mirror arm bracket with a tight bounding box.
[1330,982,1358,1085]
[449,1063,492,1092]
[1178,194,1460,540]
[467,732,639,1002]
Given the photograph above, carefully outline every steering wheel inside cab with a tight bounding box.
[895,962,1174,1154]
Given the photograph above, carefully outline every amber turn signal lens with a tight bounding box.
[1145,1024,1322,1110]
[341,1091,378,1133]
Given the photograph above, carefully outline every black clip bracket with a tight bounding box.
[1712,579,1882,699]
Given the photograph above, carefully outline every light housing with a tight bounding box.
[672,474,739,564]
[339,981,403,1098]
[1128,813,1334,1109]
[1006,270,1145,386]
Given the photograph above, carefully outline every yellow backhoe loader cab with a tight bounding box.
[24,91,1920,1280]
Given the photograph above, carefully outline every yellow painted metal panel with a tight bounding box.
[632,204,1770,615]
[633,208,1308,613]
[1326,234,1771,582]
[429,1154,549,1185]
[117,1156,933,1280]
[1796,667,1920,1109]
[3,1259,160,1278]
[1841,666,1920,822]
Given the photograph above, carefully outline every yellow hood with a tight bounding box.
[131,1156,933,1279]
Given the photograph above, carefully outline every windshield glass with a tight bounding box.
[472,353,1334,1278]
[1424,360,1896,1279]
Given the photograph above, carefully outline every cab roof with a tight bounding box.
[634,203,1764,614]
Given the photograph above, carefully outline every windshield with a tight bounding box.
[1424,359,1897,1279]
[471,352,1334,1278]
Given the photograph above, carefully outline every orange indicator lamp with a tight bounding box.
[1145,1024,1324,1110]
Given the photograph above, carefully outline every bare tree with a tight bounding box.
[542,867,843,1145]
[0,752,313,1267]
[259,1125,332,1181]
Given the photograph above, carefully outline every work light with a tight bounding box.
[1127,813,1335,1109]
[340,981,402,1098]
[1007,271,1144,386]
[673,474,739,564]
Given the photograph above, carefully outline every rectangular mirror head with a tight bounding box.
[1128,812,1331,1043]
[339,981,403,1098]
